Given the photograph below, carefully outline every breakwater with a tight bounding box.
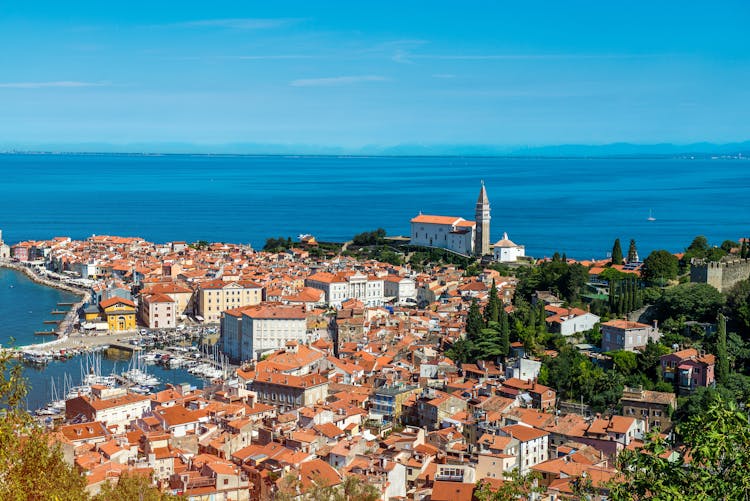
[0,259,88,339]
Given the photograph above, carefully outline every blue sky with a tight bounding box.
[1,1,749,151]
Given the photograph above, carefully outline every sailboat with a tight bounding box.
[647,209,656,221]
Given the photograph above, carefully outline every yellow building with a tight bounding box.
[198,279,263,323]
[100,297,137,331]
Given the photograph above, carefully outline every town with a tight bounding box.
[1,185,749,500]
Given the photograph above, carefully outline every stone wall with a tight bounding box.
[690,258,750,292]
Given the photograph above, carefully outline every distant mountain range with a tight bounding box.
[2,140,750,157]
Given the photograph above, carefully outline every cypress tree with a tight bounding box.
[742,239,748,259]
[608,280,616,312]
[562,252,567,263]
[716,313,730,384]
[466,298,484,342]
[485,280,500,324]
[611,238,624,265]
[499,308,510,358]
[538,301,547,333]
[617,293,625,316]
[552,252,561,262]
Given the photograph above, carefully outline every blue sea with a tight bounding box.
[1,154,748,259]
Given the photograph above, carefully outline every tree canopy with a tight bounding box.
[642,249,679,283]
[611,396,750,500]
[657,282,725,322]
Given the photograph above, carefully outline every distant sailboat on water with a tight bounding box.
[647,209,656,221]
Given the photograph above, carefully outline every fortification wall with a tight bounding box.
[691,258,750,292]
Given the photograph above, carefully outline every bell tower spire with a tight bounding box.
[475,181,491,256]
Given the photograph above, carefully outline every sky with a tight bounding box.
[1,1,749,152]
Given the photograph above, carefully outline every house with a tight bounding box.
[619,386,677,433]
[99,297,137,331]
[383,275,417,304]
[241,370,329,413]
[499,424,549,473]
[544,305,600,336]
[500,378,556,410]
[660,348,716,394]
[221,304,308,362]
[139,293,176,329]
[370,383,421,424]
[601,320,660,352]
[65,387,151,432]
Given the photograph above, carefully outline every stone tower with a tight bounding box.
[475,181,491,256]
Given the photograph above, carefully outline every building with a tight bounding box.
[99,296,137,331]
[601,320,660,352]
[242,370,329,413]
[383,275,417,304]
[139,293,176,329]
[370,383,421,424]
[65,386,151,432]
[305,271,384,308]
[492,232,525,263]
[499,424,549,474]
[221,304,308,361]
[619,387,677,433]
[197,279,263,323]
[660,348,716,394]
[544,306,600,336]
[0,229,10,259]
[140,282,194,317]
[409,183,491,257]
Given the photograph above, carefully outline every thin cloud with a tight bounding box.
[0,81,110,89]
[412,53,662,60]
[171,18,302,30]
[290,75,389,87]
[432,73,456,79]
[223,55,319,60]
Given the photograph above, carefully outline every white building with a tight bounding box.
[500,424,549,474]
[139,293,177,329]
[383,275,417,304]
[545,306,600,336]
[492,232,526,263]
[221,304,308,361]
[305,271,384,308]
[408,183,492,257]
[0,229,9,259]
[409,215,476,256]
[65,387,152,433]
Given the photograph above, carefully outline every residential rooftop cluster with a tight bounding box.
[4,220,741,500]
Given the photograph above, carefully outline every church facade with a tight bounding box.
[409,183,491,257]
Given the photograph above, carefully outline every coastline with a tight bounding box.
[0,259,88,338]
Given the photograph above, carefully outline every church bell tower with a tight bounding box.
[475,181,491,256]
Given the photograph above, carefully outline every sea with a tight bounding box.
[1,153,749,408]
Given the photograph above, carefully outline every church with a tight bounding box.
[409,183,491,257]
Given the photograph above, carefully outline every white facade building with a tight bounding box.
[492,232,526,263]
[221,304,308,361]
[305,271,384,308]
[409,215,476,256]
[545,306,601,336]
[139,293,177,329]
[383,275,417,304]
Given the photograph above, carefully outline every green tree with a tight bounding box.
[642,249,679,283]
[725,278,750,333]
[611,238,624,265]
[608,350,638,376]
[658,282,725,323]
[474,470,544,500]
[0,350,88,500]
[484,280,501,324]
[93,473,178,501]
[716,312,730,384]
[613,397,750,500]
[466,298,485,341]
[499,307,511,359]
